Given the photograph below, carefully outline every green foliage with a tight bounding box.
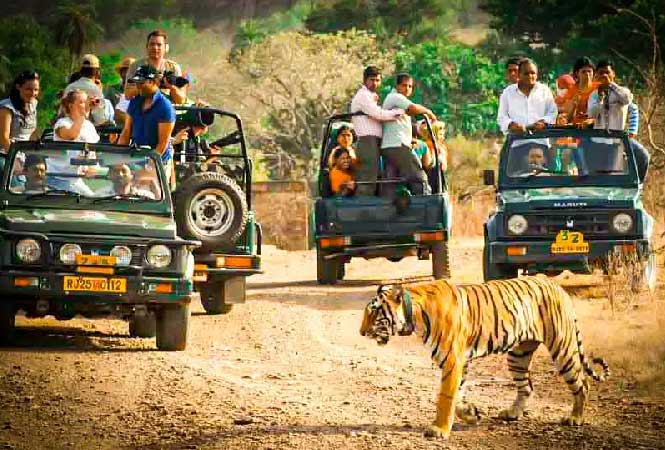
[53,1,104,70]
[305,0,477,43]
[481,0,664,80]
[233,1,312,53]
[0,15,70,129]
[382,39,503,136]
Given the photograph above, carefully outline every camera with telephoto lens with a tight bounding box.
[161,71,189,88]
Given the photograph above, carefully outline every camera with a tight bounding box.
[161,71,189,88]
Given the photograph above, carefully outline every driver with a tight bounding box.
[22,154,48,193]
[519,147,551,176]
[99,163,155,199]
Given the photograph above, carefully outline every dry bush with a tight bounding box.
[447,135,499,237]
[601,249,650,312]
[577,296,665,394]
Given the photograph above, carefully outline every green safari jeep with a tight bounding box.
[0,141,200,350]
[483,128,656,290]
[314,113,452,284]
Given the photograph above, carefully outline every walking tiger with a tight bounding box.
[360,276,609,438]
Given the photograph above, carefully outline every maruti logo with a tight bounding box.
[553,202,588,208]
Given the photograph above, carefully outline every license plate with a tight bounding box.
[63,276,127,293]
[76,254,117,266]
[551,230,589,254]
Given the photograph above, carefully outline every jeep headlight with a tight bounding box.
[59,243,82,265]
[110,246,132,266]
[16,239,41,263]
[146,245,172,268]
[612,213,633,234]
[507,214,528,235]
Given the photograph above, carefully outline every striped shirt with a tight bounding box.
[350,85,404,138]
[627,102,639,135]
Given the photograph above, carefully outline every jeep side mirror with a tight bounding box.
[483,169,495,186]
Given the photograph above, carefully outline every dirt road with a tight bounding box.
[1,239,664,450]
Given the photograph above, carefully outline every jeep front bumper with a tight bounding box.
[488,238,650,266]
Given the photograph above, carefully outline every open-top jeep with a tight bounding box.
[314,113,452,284]
[0,141,200,349]
[171,106,262,313]
[483,128,656,289]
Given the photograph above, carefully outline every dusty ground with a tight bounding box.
[1,239,665,450]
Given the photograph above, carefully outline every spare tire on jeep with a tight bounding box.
[174,172,248,253]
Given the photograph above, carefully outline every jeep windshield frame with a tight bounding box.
[0,141,173,215]
[497,129,639,190]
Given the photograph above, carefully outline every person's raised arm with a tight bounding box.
[118,114,133,145]
[609,83,633,106]
[164,82,186,104]
[358,92,403,121]
[55,117,84,141]
[0,109,12,152]
[406,103,436,121]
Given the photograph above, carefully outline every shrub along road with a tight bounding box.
[0,240,664,450]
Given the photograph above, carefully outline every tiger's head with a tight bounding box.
[360,284,415,345]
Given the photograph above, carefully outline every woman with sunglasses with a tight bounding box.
[0,71,40,152]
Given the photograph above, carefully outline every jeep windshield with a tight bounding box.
[6,146,163,201]
[501,133,638,188]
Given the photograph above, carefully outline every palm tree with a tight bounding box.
[53,1,104,71]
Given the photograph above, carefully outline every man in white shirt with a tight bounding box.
[350,66,404,196]
[497,59,558,134]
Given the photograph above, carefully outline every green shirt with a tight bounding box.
[412,139,429,159]
[381,89,413,149]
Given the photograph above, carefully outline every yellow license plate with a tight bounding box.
[63,276,127,293]
[76,254,117,266]
[551,230,589,254]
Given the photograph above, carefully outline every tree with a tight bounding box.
[52,1,104,71]
[232,30,393,179]
[0,15,70,128]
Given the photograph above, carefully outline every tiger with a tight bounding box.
[359,276,609,439]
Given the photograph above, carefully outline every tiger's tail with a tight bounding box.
[574,320,610,382]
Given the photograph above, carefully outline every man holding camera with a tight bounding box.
[124,29,187,104]
[118,65,176,185]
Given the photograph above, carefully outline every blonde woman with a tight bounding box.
[48,89,99,196]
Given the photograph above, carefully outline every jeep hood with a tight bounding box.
[500,187,639,209]
[0,208,176,239]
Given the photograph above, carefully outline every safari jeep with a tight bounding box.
[171,106,262,314]
[314,113,452,284]
[483,128,656,290]
[0,141,200,350]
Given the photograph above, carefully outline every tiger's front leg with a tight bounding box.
[425,360,465,438]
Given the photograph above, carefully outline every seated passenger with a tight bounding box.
[99,163,156,199]
[22,154,48,194]
[326,124,357,169]
[329,147,356,197]
[518,147,551,176]
[54,89,100,143]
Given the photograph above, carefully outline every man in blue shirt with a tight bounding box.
[118,65,176,185]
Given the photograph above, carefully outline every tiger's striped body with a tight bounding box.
[360,276,609,439]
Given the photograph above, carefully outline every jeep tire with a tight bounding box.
[175,172,248,253]
[0,302,15,344]
[129,311,157,338]
[200,280,234,315]
[156,303,190,351]
[483,244,518,281]
[431,241,451,279]
[317,250,340,285]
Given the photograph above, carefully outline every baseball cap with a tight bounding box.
[115,56,136,74]
[81,54,100,69]
[128,65,159,82]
